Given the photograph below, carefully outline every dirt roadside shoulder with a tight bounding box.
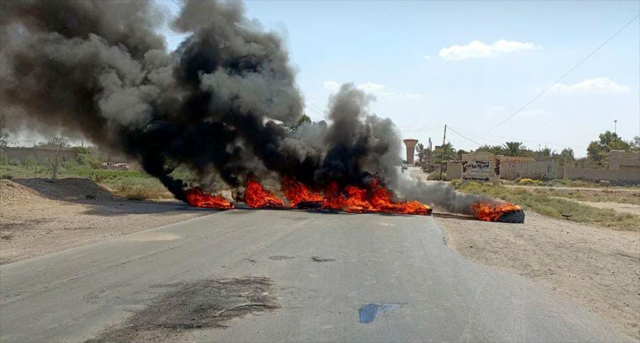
[436,212,640,340]
[0,179,211,265]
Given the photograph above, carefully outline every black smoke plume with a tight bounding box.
[0,0,485,213]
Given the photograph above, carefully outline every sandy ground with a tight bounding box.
[0,179,210,265]
[436,212,640,340]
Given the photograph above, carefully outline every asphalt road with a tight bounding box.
[0,209,634,342]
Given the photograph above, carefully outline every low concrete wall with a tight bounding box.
[563,150,640,184]
[446,161,462,181]
[609,150,640,169]
[500,161,559,180]
[0,147,78,165]
[564,165,640,184]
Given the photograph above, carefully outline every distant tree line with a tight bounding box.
[415,130,640,169]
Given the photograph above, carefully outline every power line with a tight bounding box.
[447,126,484,147]
[307,99,327,115]
[170,0,183,10]
[451,126,588,149]
[487,13,640,134]
[303,105,325,121]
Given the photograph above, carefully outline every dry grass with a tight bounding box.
[456,182,640,231]
[102,177,173,200]
[532,188,640,206]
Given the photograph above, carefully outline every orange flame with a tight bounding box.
[282,177,324,208]
[313,179,431,215]
[471,201,521,221]
[245,179,286,208]
[184,187,234,209]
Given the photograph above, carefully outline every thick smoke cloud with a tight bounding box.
[396,178,490,214]
[0,0,485,213]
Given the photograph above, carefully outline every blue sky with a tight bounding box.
[158,0,639,157]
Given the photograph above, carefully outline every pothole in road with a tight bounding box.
[85,277,278,343]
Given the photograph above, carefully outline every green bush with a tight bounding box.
[449,179,463,189]
[517,178,540,185]
[427,172,446,180]
[24,155,38,167]
[102,177,173,200]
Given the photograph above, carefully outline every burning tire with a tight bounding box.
[495,210,525,224]
[293,201,325,209]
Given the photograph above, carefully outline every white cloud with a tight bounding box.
[323,81,424,100]
[439,39,538,60]
[356,82,386,93]
[323,81,340,92]
[424,55,432,60]
[548,77,631,94]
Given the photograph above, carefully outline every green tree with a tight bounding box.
[632,136,640,151]
[502,142,526,156]
[560,148,574,161]
[37,137,69,179]
[587,141,606,165]
[435,142,457,162]
[476,144,503,155]
[283,114,312,132]
[587,130,631,166]
[415,143,424,163]
[534,147,553,159]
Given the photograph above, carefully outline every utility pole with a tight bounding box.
[614,120,617,150]
[428,137,432,168]
[439,125,447,180]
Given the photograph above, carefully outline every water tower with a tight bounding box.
[403,139,419,165]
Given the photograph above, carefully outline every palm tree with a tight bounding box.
[503,142,526,156]
[477,144,503,155]
[436,142,457,162]
[415,143,425,163]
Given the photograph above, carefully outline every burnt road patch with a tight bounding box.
[268,255,296,260]
[311,256,336,263]
[85,277,278,343]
